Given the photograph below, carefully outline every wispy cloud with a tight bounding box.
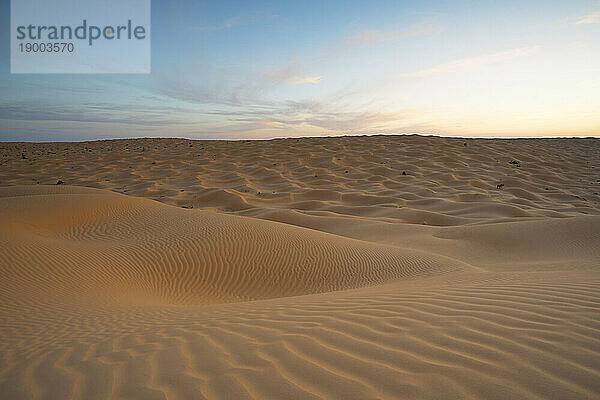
[150,67,271,107]
[341,21,442,49]
[299,111,408,131]
[204,97,410,134]
[403,46,542,78]
[263,66,323,85]
[0,101,189,126]
[575,10,600,24]
[199,12,278,31]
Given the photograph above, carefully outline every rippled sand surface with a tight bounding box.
[1,135,599,399]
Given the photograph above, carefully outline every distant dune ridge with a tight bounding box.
[0,135,599,399]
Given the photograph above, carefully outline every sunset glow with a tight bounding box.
[1,0,599,140]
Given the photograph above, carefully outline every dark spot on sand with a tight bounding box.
[402,171,407,175]
[56,180,63,185]
[497,183,504,189]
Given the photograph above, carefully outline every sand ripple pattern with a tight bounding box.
[1,136,598,224]
[1,136,600,399]
[0,186,470,305]
[1,279,599,400]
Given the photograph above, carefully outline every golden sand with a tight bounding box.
[1,135,599,399]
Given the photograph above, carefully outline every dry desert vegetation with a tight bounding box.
[0,134,599,399]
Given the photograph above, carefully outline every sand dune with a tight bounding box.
[0,185,472,305]
[1,135,599,399]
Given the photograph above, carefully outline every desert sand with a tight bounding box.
[0,134,599,399]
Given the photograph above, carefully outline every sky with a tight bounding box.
[1,0,599,141]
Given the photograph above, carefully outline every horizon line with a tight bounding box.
[2,132,600,144]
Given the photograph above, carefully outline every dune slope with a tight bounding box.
[0,185,471,306]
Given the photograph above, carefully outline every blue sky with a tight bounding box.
[1,0,599,141]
